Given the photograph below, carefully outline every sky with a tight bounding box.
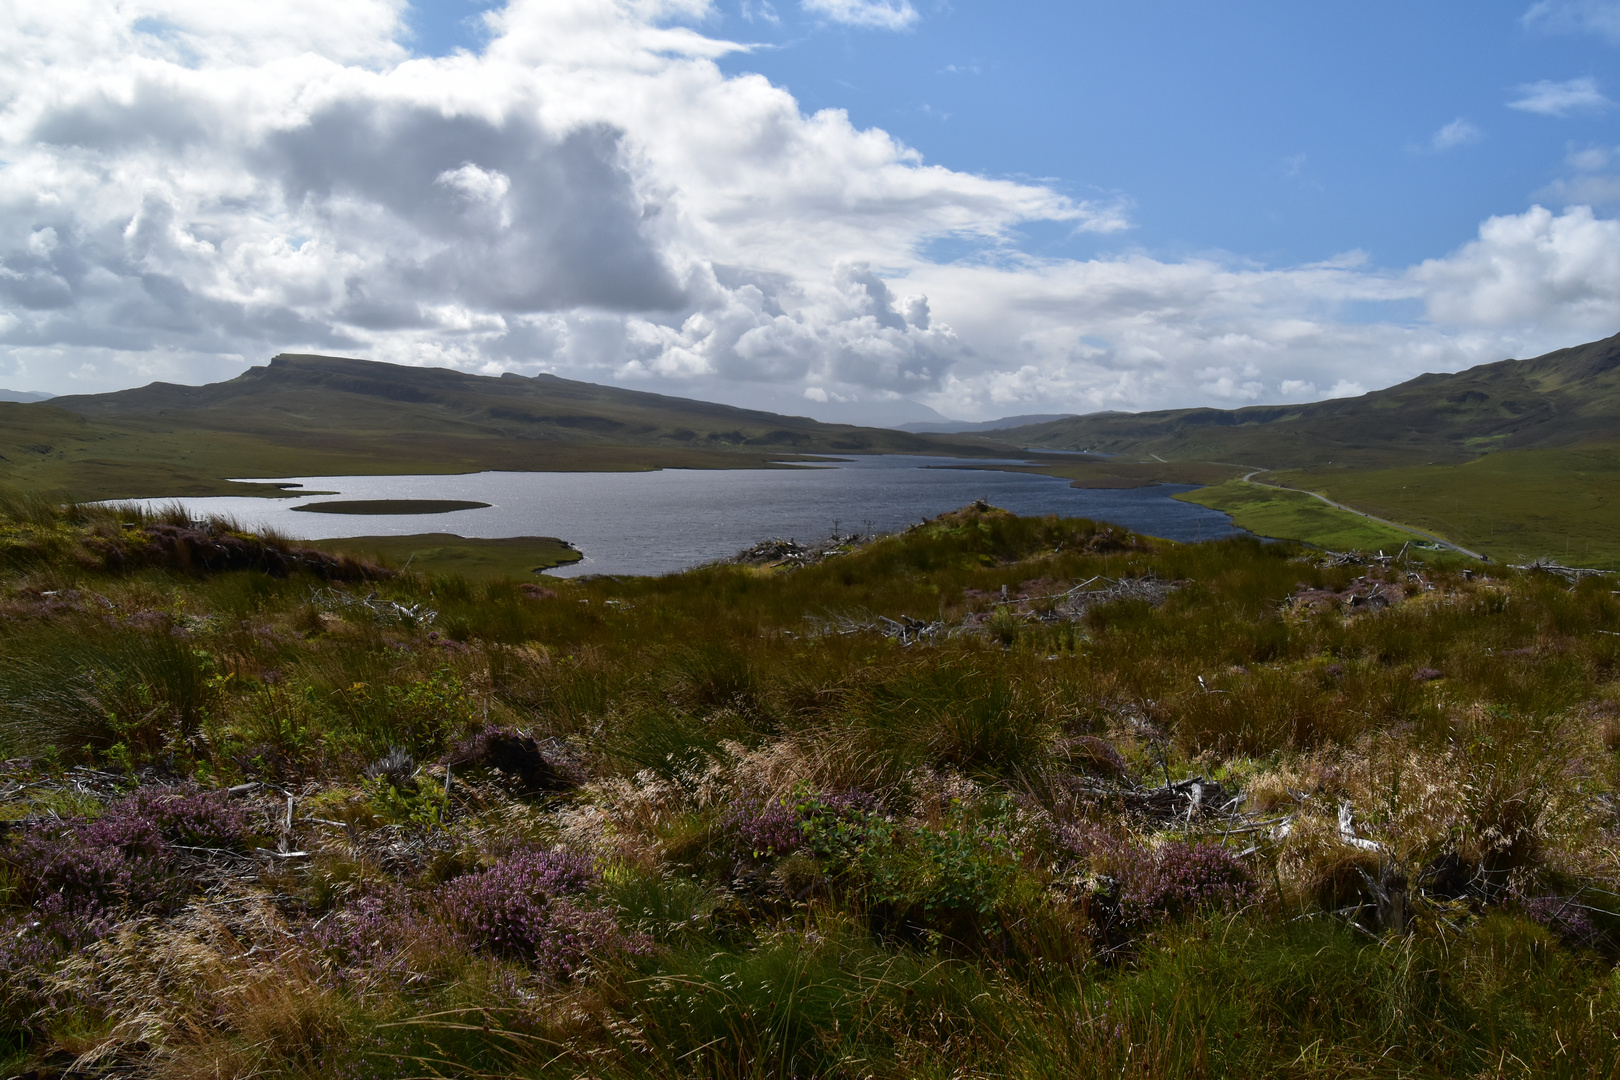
[1,1,1618,424]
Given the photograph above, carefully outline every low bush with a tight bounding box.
[1060,827,1255,942]
[3,787,251,925]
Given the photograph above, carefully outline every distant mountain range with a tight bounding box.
[0,390,52,403]
[995,331,1620,469]
[897,413,1076,434]
[0,353,1006,500]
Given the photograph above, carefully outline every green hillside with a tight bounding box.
[993,333,1620,561]
[1272,443,1620,568]
[0,354,1004,501]
[1004,331,1620,469]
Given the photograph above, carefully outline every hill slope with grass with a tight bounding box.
[0,354,1004,500]
[995,333,1620,564]
[3,497,1620,1077]
[1003,331,1620,468]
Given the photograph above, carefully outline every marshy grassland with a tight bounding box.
[3,492,1620,1078]
[1272,444,1620,569]
[303,533,583,581]
[1175,480,1434,555]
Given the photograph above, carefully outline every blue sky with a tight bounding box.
[410,1,1620,271]
[2,0,1618,421]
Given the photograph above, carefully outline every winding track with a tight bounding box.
[1238,468,1488,561]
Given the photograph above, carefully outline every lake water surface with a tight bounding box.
[124,456,1245,577]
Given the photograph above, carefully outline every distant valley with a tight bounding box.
[3,337,1618,565]
[974,331,1620,565]
[897,413,1077,434]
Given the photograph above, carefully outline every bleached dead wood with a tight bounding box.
[1337,801,1383,851]
[1510,558,1614,583]
[308,586,436,627]
[1356,866,1409,933]
[1062,773,1245,826]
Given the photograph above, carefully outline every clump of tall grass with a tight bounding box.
[0,626,221,762]
[43,896,347,1077]
[0,489,384,581]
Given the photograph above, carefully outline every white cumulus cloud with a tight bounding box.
[1413,205,1620,331]
[0,0,1616,421]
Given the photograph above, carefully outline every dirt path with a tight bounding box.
[1239,468,1488,561]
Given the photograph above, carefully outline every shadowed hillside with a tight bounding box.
[0,354,1007,500]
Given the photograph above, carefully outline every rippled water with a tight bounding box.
[120,455,1244,577]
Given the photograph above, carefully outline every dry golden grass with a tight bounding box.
[49,896,343,1077]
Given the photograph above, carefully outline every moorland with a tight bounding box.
[998,331,1620,566]
[6,335,1620,568]
[2,493,1619,1078]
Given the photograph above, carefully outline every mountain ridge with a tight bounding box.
[996,331,1620,468]
[1,354,1010,500]
[897,413,1078,434]
[49,354,838,432]
[949,331,1620,564]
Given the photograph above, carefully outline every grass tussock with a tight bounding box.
[3,495,1620,1077]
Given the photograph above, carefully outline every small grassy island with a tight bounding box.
[3,493,1619,1078]
[290,499,494,516]
[304,533,582,580]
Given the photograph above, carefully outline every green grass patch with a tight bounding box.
[1178,479,1419,552]
[1281,441,1620,567]
[305,533,581,578]
[292,499,491,515]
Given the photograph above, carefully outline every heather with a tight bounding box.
[2,496,1620,1077]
